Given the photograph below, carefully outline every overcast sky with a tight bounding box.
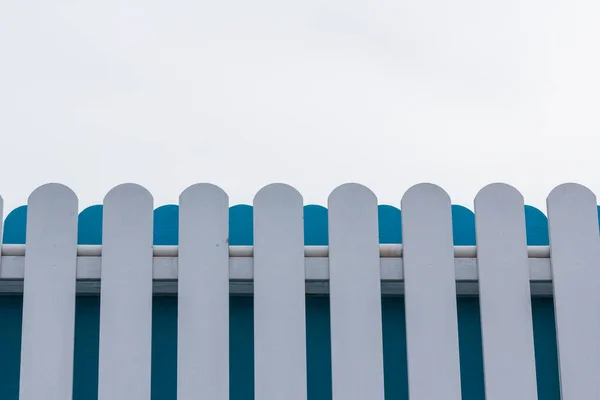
[1,0,599,214]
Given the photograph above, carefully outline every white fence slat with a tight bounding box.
[401,183,461,400]
[547,183,600,399]
[98,184,154,400]
[177,184,229,400]
[19,184,78,400]
[328,184,385,400]
[474,184,538,400]
[253,184,307,400]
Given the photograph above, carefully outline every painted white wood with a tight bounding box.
[401,183,461,400]
[97,184,154,400]
[474,183,538,400]
[19,184,78,400]
[253,184,307,400]
[547,183,600,399]
[177,184,229,400]
[328,184,385,400]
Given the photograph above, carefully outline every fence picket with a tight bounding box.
[474,183,537,400]
[328,184,385,400]
[19,184,78,400]
[253,184,307,400]
[177,184,229,400]
[401,183,461,400]
[547,183,600,398]
[97,184,154,400]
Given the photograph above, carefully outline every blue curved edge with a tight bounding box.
[1,203,554,247]
[0,203,560,400]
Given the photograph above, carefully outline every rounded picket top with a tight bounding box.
[102,184,154,245]
[401,182,455,257]
[104,183,153,209]
[474,183,527,257]
[25,184,79,267]
[474,184,525,246]
[28,183,78,211]
[254,183,303,208]
[475,183,524,205]
[547,183,598,251]
[328,183,377,210]
[547,183,596,210]
[253,184,304,245]
[180,183,229,207]
[401,182,450,211]
[327,183,379,258]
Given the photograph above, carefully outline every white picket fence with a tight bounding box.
[0,182,598,400]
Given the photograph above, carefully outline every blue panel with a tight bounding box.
[451,205,485,400]
[382,297,408,400]
[0,296,22,399]
[73,205,103,400]
[524,206,559,399]
[228,204,254,400]
[154,205,179,245]
[73,297,100,400]
[451,205,476,245]
[230,205,253,246]
[78,205,103,245]
[151,205,179,399]
[305,296,331,400]
[304,205,328,246]
[151,298,177,400]
[377,205,407,399]
[532,299,560,400]
[378,205,402,244]
[524,205,549,246]
[304,204,332,400]
[3,205,27,244]
[230,296,254,400]
[455,298,484,400]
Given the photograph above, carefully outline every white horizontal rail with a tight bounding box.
[0,256,553,296]
[0,244,552,258]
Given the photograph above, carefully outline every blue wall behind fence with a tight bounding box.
[0,204,559,400]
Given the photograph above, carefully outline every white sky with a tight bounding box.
[1,0,599,213]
